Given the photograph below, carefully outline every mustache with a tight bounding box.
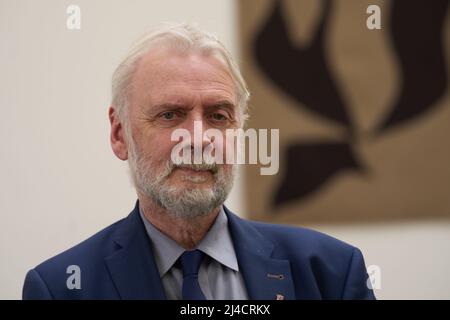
[159,160,220,177]
[173,162,219,174]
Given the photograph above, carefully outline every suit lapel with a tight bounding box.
[103,202,295,300]
[105,202,166,299]
[225,207,296,300]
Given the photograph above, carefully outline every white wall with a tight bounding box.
[0,0,239,300]
[306,221,450,299]
[1,0,449,300]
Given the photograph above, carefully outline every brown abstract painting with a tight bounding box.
[239,0,450,223]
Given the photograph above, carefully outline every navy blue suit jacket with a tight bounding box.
[23,202,375,300]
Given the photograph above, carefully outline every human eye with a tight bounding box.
[210,112,228,121]
[158,110,185,121]
[149,109,186,127]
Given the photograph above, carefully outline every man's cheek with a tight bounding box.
[151,141,175,161]
[221,137,236,165]
[220,163,234,176]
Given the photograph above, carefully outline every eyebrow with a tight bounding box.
[204,100,237,113]
[147,103,193,113]
[148,100,237,113]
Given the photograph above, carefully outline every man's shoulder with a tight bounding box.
[242,215,352,245]
[32,216,127,278]
[236,215,356,259]
[23,215,130,299]
[235,217,375,300]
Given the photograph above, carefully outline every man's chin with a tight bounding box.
[155,186,221,219]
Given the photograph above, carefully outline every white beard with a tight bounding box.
[127,136,235,219]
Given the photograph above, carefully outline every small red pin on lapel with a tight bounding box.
[267,273,284,280]
[276,294,285,300]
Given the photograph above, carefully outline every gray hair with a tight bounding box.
[111,23,250,127]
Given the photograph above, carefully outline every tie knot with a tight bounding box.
[179,250,204,276]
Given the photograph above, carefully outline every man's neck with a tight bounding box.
[138,194,221,250]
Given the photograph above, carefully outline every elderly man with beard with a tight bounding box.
[23,24,375,300]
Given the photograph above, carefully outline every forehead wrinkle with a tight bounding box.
[138,49,234,86]
[129,49,238,116]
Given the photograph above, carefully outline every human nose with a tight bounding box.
[184,114,213,151]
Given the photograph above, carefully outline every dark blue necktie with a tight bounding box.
[179,250,206,300]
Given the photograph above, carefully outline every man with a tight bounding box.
[23,23,375,300]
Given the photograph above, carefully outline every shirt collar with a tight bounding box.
[197,208,239,272]
[139,206,239,277]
